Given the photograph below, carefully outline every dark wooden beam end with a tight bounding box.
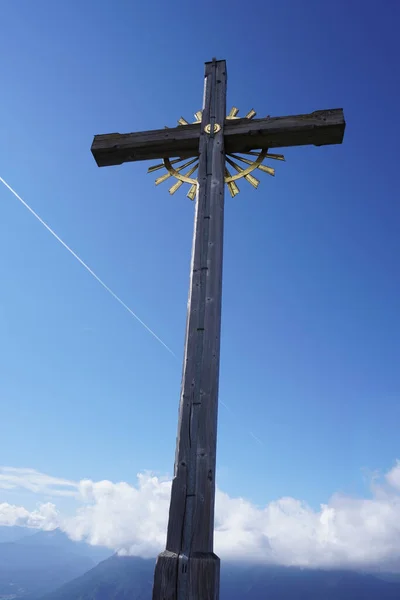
[224,109,345,154]
[91,124,201,168]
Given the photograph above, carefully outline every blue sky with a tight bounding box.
[1,0,399,521]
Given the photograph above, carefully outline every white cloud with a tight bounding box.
[1,463,400,571]
[65,474,171,556]
[0,467,78,497]
[0,501,59,530]
[386,460,400,491]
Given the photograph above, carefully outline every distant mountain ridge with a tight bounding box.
[0,526,111,599]
[17,528,111,563]
[1,526,400,599]
[41,555,400,600]
[0,526,36,544]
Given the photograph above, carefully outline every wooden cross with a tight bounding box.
[91,59,345,600]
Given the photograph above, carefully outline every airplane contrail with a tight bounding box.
[0,176,176,357]
[220,400,265,446]
[249,431,265,447]
[1,176,266,446]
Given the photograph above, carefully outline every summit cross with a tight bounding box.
[91,58,345,600]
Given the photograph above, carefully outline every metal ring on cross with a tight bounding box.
[147,108,285,200]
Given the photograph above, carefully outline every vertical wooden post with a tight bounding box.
[152,59,227,600]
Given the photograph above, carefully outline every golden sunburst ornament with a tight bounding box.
[148,108,285,200]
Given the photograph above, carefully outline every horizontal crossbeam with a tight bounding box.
[91,109,345,168]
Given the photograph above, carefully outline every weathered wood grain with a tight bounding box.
[224,109,345,153]
[91,108,345,167]
[152,551,179,600]
[152,58,225,600]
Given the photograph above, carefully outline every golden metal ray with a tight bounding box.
[148,157,183,173]
[226,157,260,188]
[255,164,275,176]
[169,179,184,195]
[155,171,173,185]
[187,184,197,200]
[245,109,256,119]
[194,111,203,123]
[169,164,199,195]
[227,107,240,119]
[230,154,275,176]
[227,181,240,197]
[178,117,189,126]
[164,158,198,185]
[225,150,268,184]
[245,173,260,188]
[225,167,240,197]
[155,158,198,186]
[175,157,198,170]
[244,150,285,161]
